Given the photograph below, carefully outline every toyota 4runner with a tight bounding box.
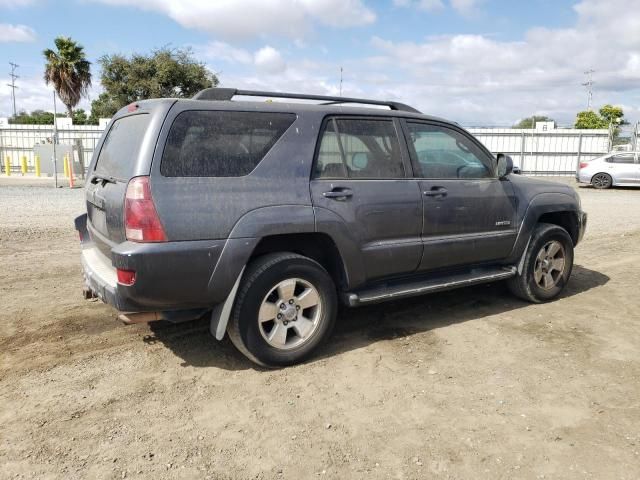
[75,88,587,367]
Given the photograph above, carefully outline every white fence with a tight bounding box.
[0,124,103,175]
[467,128,611,174]
[0,122,612,176]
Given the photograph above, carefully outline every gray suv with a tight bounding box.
[75,88,587,367]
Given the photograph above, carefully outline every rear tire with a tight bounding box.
[227,253,337,367]
[507,223,574,303]
[591,173,612,189]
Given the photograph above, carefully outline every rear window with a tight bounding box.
[94,114,150,180]
[160,111,296,177]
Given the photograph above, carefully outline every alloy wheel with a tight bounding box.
[533,240,566,290]
[257,278,322,350]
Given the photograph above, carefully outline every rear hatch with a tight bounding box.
[85,106,165,258]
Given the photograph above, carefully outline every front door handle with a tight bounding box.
[423,187,448,197]
[323,188,353,200]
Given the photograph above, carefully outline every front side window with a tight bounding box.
[314,118,405,179]
[406,122,493,179]
[161,111,295,177]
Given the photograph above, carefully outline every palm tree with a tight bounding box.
[43,36,92,119]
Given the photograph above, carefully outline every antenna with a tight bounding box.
[339,66,343,96]
[7,62,19,117]
[582,69,594,111]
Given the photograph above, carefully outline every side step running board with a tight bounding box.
[345,267,517,307]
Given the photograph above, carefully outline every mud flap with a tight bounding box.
[209,267,245,340]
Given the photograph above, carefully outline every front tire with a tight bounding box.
[227,253,337,367]
[591,172,612,189]
[507,223,574,303]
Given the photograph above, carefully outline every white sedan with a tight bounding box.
[576,152,640,188]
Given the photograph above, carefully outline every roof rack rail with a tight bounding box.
[192,88,421,113]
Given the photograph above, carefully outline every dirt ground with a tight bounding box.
[1,177,639,480]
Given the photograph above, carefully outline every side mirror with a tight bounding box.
[497,153,514,178]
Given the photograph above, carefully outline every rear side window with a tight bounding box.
[608,153,635,164]
[95,114,150,180]
[161,111,296,177]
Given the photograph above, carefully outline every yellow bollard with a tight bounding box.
[20,156,27,175]
[4,156,10,176]
[63,154,69,178]
[35,155,41,177]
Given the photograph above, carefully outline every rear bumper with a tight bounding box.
[576,170,592,184]
[75,214,255,312]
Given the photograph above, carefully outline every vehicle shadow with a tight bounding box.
[144,264,609,371]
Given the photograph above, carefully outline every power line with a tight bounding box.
[7,62,19,118]
[582,69,594,111]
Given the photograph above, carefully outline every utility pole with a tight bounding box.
[7,62,19,117]
[582,69,594,111]
[52,91,58,188]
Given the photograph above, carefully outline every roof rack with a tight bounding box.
[192,88,421,113]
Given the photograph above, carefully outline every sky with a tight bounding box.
[0,0,639,126]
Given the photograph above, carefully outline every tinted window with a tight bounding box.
[406,123,493,179]
[609,154,635,164]
[95,114,150,180]
[315,120,347,178]
[315,118,404,179]
[161,111,295,177]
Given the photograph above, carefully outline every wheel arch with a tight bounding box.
[507,192,582,263]
[537,211,580,245]
[249,232,350,292]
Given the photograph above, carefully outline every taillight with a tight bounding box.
[579,162,589,169]
[117,268,136,286]
[124,176,167,242]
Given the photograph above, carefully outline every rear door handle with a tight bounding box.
[423,187,448,197]
[323,188,353,200]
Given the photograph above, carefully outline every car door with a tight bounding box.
[607,152,639,183]
[401,120,518,271]
[310,116,423,282]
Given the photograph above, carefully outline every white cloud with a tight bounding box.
[92,0,375,40]
[254,46,286,74]
[208,0,640,126]
[196,41,253,64]
[0,0,37,7]
[0,23,36,43]
[197,42,287,74]
[0,75,96,118]
[394,0,445,12]
[450,0,481,15]
[363,0,640,124]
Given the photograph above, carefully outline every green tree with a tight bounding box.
[8,110,65,125]
[513,115,554,129]
[574,105,626,130]
[72,108,90,125]
[598,104,626,126]
[43,36,92,118]
[90,47,218,120]
[574,110,608,129]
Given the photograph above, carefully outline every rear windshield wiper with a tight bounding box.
[91,173,117,184]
